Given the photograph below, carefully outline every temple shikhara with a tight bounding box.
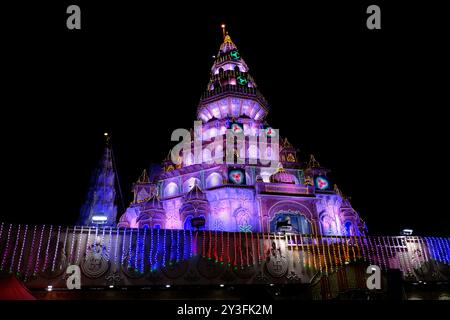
[1,30,449,300]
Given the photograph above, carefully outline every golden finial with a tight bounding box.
[221,24,226,39]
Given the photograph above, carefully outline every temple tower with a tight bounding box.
[78,134,118,226]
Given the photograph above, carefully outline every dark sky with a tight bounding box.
[2,1,448,236]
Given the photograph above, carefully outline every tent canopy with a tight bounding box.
[0,274,36,300]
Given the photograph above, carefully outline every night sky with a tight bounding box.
[2,1,448,236]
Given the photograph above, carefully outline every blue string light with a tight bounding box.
[121,228,127,265]
[426,237,437,261]
[140,227,147,274]
[435,237,445,263]
[162,228,167,267]
[134,228,140,271]
[154,228,160,271]
[183,229,187,260]
[169,229,174,265]
[438,237,449,264]
[176,229,180,263]
[189,229,194,257]
[149,227,154,271]
[128,229,133,268]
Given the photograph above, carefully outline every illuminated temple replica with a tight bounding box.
[0,30,449,300]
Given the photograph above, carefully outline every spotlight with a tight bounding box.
[220,284,225,288]
[269,283,274,287]
[165,284,171,288]
[109,285,114,289]
[46,285,53,292]
[104,132,109,136]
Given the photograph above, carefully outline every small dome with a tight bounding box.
[270,167,295,184]
[143,194,164,210]
[184,183,207,202]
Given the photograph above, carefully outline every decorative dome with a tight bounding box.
[269,166,295,184]
[184,183,207,202]
[142,193,164,211]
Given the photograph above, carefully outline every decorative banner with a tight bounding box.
[228,168,246,185]
[314,176,331,191]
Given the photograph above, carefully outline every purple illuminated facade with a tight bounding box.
[116,33,365,237]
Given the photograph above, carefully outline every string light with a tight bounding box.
[42,225,53,272]
[121,228,127,265]
[381,236,391,268]
[352,235,361,260]
[141,227,147,273]
[238,232,243,268]
[168,229,174,265]
[437,237,448,264]
[51,226,61,272]
[0,222,4,244]
[417,236,427,265]
[387,236,399,270]
[114,228,120,265]
[183,228,187,260]
[69,226,76,263]
[311,235,318,271]
[155,227,160,270]
[256,232,261,263]
[220,231,224,264]
[305,234,311,268]
[226,232,231,266]
[127,228,133,268]
[233,232,237,268]
[208,230,212,260]
[434,237,443,263]
[402,237,412,274]
[350,236,356,262]
[213,229,218,262]
[250,233,256,267]
[394,237,406,274]
[76,226,84,265]
[202,230,206,257]
[189,228,194,257]
[0,224,13,271]
[325,236,333,273]
[176,228,180,263]
[100,227,106,256]
[320,236,328,274]
[107,227,112,262]
[343,235,350,264]
[162,228,167,267]
[34,225,46,275]
[299,234,306,269]
[24,225,37,281]
[85,227,92,258]
[149,227,154,270]
[358,235,367,262]
[61,226,69,268]
[18,225,31,275]
[244,231,249,267]
[376,237,386,270]
[134,228,140,271]
[330,235,337,269]
[9,224,21,273]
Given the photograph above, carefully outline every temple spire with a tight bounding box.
[221,24,226,39]
[78,134,118,226]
